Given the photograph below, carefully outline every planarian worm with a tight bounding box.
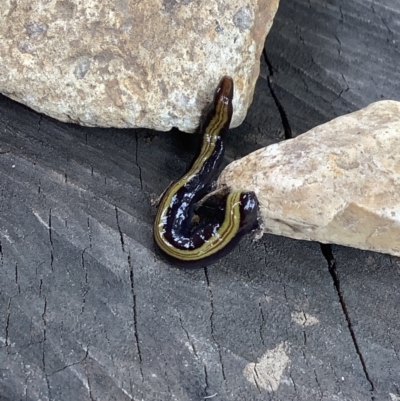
[153,76,259,268]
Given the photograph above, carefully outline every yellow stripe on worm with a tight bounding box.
[153,76,259,268]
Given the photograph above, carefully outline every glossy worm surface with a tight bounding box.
[153,76,259,268]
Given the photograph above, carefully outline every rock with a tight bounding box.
[217,100,400,257]
[0,0,279,132]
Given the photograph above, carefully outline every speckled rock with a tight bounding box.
[218,100,400,257]
[0,0,279,131]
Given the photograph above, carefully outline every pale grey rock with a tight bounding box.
[218,101,400,257]
[0,0,279,132]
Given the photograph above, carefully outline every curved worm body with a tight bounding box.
[154,76,259,268]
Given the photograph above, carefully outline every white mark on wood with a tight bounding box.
[243,342,290,392]
[291,311,319,326]
[32,211,49,229]
[0,230,13,244]
[69,365,90,392]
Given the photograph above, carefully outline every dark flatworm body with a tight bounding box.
[154,76,259,268]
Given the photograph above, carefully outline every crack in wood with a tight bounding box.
[300,317,324,398]
[80,248,90,315]
[204,267,226,382]
[128,251,144,381]
[252,364,262,394]
[320,243,375,393]
[84,351,95,401]
[114,206,143,380]
[41,296,52,399]
[179,315,198,358]
[37,115,42,136]
[14,262,20,295]
[289,372,298,395]
[49,347,89,376]
[262,49,292,140]
[135,132,143,191]
[48,209,54,270]
[0,239,3,268]
[313,368,323,399]
[87,217,92,249]
[258,301,266,348]
[5,297,11,351]
[179,315,213,397]
[114,206,125,253]
[203,364,210,396]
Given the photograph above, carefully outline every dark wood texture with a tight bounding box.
[1,0,400,400]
